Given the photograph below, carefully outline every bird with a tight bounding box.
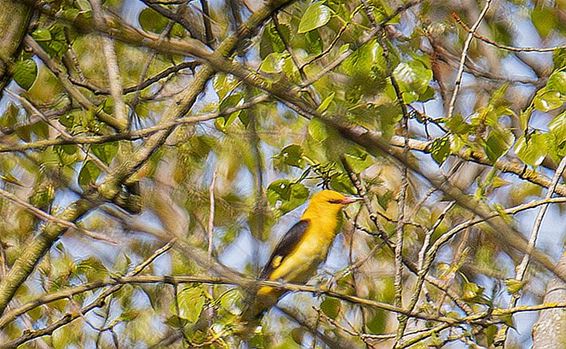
[241,189,361,323]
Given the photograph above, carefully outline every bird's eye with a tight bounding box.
[328,199,342,204]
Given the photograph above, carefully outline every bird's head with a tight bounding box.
[304,190,361,217]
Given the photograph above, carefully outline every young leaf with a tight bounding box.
[308,118,328,142]
[275,144,305,168]
[177,286,205,323]
[78,161,101,188]
[219,93,243,128]
[267,180,309,215]
[259,52,288,73]
[320,297,340,319]
[430,136,451,165]
[298,2,332,33]
[139,7,168,33]
[13,59,38,90]
[514,133,547,166]
[485,128,514,162]
[534,89,563,112]
[316,92,335,114]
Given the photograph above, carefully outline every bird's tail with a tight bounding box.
[235,286,283,339]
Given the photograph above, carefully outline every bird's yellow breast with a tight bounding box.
[267,213,340,283]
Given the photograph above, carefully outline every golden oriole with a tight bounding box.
[242,190,360,321]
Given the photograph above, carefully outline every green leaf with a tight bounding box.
[342,40,387,96]
[446,114,471,135]
[35,25,67,58]
[78,161,101,188]
[519,109,533,131]
[139,7,169,33]
[320,297,340,319]
[494,313,517,330]
[0,103,18,130]
[30,183,55,209]
[177,286,205,323]
[553,48,566,69]
[275,144,304,168]
[304,30,323,55]
[377,190,393,210]
[462,281,483,301]
[31,28,51,42]
[91,142,118,166]
[76,256,108,280]
[393,60,433,103]
[504,278,525,295]
[329,172,355,194]
[316,92,335,114]
[308,118,328,142]
[118,309,140,322]
[73,0,90,10]
[54,144,80,165]
[267,179,293,201]
[531,7,557,38]
[485,128,514,162]
[259,23,287,59]
[548,69,566,94]
[534,89,563,112]
[430,136,451,164]
[365,310,386,333]
[13,59,37,90]
[343,148,373,173]
[213,73,238,100]
[219,93,243,128]
[298,2,332,33]
[259,52,288,73]
[549,111,566,144]
[514,133,547,166]
[164,315,189,329]
[0,173,24,186]
[374,103,402,140]
[267,180,309,215]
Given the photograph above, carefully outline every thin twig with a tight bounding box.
[453,12,566,53]
[206,169,217,326]
[402,201,456,333]
[0,187,118,244]
[446,0,492,119]
[90,0,129,127]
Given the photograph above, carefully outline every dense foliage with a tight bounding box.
[1,0,566,347]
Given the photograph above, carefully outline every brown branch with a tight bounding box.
[453,12,566,53]
[69,61,199,95]
[0,94,269,152]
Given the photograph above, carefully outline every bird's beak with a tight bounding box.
[340,196,363,205]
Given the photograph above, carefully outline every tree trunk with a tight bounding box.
[0,0,33,92]
[532,253,566,348]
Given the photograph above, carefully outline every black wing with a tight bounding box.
[259,219,310,280]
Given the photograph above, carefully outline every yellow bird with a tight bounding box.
[242,190,360,321]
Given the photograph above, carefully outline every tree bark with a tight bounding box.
[0,0,33,92]
[532,253,566,348]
